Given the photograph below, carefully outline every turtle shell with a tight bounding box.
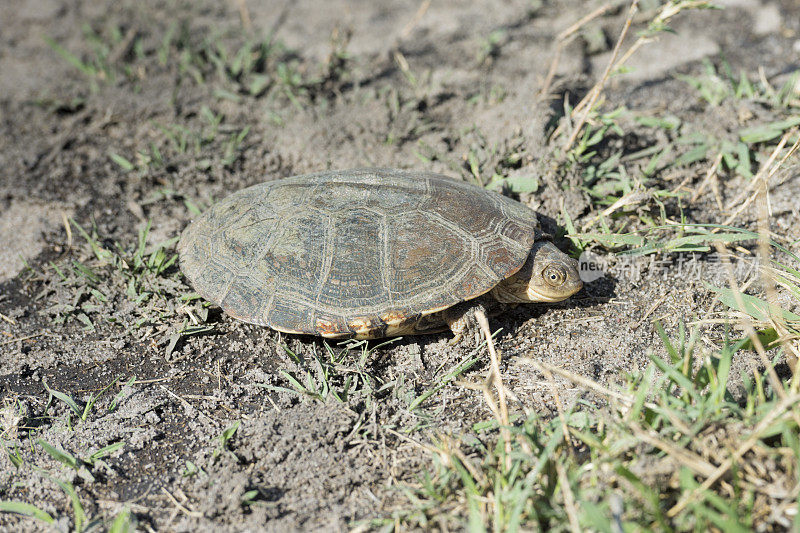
[178,168,541,338]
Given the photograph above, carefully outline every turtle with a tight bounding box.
[178,168,582,340]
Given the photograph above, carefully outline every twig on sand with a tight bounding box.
[539,363,579,532]
[108,25,140,65]
[61,210,73,250]
[0,332,48,346]
[520,358,659,411]
[385,0,432,83]
[555,460,582,533]
[563,0,639,151]
[162,487,202,518]
[689,151,724,209]
[539,365,574,452]
[160,385,218,423]
[538,2,615,99]
[232,0,252,32]
[475,309,512,470]
[720,129,800,228]
[399,0,432,41]
[557,0,715,150]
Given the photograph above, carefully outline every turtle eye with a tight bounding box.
[543,265,566,287]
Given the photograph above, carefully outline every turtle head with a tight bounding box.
[491,240,583,304]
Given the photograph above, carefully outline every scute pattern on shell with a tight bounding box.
[178,168,541,338]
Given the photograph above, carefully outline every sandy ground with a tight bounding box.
[1,0,799,530]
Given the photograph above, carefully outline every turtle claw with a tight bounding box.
[447,329,481,347]
[448,333,463,346]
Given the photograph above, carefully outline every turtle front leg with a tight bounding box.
[443,295,502,345]
[444,303,484,345]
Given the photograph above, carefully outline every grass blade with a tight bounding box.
[0,501,55,524]
[43,382,83,418]
[37,439,79,469]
